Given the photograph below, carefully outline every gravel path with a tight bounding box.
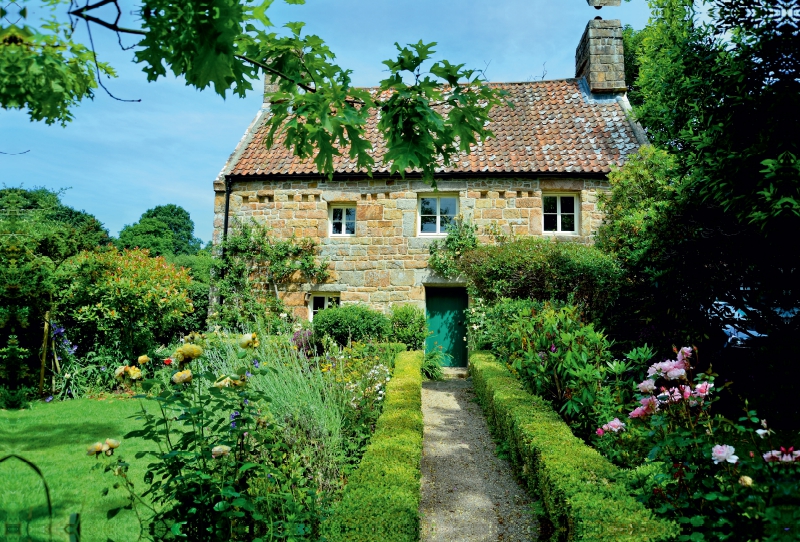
[420,374,537,542]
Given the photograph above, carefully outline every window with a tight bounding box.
[419,196,457,235]
[330,206,356,236]
[543,194,578,234]
[309,294,340,321]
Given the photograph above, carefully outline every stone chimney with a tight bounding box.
[264,75,279,105]
[575,18,626,93]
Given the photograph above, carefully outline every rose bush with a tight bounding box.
[596,346,800,540]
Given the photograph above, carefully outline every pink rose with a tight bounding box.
[596,428,605,436]
[693,381,713,398]
[711,444,738,464]
[637,379,656,393]
[603,418,626,433]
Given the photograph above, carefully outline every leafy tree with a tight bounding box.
[3,0,505,183]
[141,204,203,255]
[0,187,108,391]
[600,1,800,424]
[116,217,174,257]
[117,204,202,256]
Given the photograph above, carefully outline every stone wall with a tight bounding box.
[212,177,609,319]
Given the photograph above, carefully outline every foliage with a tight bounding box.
[620,0,800,347]
[140,204,203,255]
[102,363,323,540]
[167,250,213,332]
[595,346,800,540]
[312,304,389,348]
[388,305,427,351]
[56,248,194,359]
[116,217,175,257]
[494,302,623,434]
[421,349,444,381]
[210,219,328,329]
[469,351,678,542]
[427,217,477,279]
[465,297,545,352]
[0,15,113,125]
[0,187,108,391]
[458,237,623,325]
[5,1,506,184]
[323,351,423,542]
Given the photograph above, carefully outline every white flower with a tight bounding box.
[756,429,769,439]
[665,368,686,380]
[279,313,288,319]
[711,444,738,465]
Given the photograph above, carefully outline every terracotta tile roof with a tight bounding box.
[227,79,643,178]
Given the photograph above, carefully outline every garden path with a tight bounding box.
[420,370,538,541]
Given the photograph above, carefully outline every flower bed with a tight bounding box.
[469,351,678,542]
[323,350,424,542]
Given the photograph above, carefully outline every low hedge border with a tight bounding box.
[470,351,678,542]
[322,350,423,542]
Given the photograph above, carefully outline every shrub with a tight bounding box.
[494,302,616,434]
[421,349,444,381]
[427,218,478,279]
[312,304,390,347]
[56,248,194,358]
[600,346,800,540]
[469,351,678,542]
[465,297,546,351]
[458,237,623,324]
[388,305,428,351]
[323,351,423,542]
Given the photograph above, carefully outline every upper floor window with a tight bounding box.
[543,194,578,234]
[330,206,356,236]
[419,196,457,235]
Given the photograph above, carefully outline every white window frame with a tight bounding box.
[309,294,340,321]
[418,194,458,236]
[329,205,357,237]
[542,193,579,235]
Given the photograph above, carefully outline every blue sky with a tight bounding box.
[1,0,651,243]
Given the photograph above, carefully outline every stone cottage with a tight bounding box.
[213,15,646,366]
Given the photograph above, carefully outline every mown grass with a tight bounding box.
[0,397,155,541]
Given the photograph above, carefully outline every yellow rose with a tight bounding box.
[127,367,143,380]
[105,438,120,449]
[213,377,233,388]
[738,475,754,487]
[137,355,151,364]
[87,442,104,456]
[172,370,193,384]
[114,366,129,380]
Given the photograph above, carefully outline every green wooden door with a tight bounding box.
[425,287,468,367]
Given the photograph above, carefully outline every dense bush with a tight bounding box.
[313,304,390,347]
[470,351,678,542]
[595,346,800,540]
[388,305,428,351]
[56,248,194,358]
[323,351,423,542]
[167,251,212,332]
[458,237,623,324]
[493,302,624,434]
[465,297,545,351]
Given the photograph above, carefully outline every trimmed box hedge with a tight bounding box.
[323,350,423,542]
[470,351,678,542]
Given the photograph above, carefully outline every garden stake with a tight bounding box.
[38,310,50,396]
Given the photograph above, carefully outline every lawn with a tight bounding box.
[0,397,157,542]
